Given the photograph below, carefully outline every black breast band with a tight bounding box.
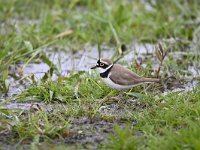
[100,65,113,78]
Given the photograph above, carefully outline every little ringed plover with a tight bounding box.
[91,58,160,90]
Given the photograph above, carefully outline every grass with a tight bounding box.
[105,86,200,150]
[0,0,200,149]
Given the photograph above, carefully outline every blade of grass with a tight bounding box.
[109,21,121,46]
[22,39,58,71]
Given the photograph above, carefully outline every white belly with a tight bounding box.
[102,77,135,90]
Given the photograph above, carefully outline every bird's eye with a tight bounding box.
[100,63,104,67]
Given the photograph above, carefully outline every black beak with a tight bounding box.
[91,66,97,69]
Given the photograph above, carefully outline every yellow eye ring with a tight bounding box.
[100,63,104,67]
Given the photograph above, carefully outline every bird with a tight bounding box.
[91,58,160,90]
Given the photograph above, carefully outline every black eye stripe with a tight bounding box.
[96,59,109,68]
[100,64,109,68]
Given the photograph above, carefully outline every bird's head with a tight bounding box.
[91,58,113,73]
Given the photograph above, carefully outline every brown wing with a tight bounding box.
[109,64,143,85]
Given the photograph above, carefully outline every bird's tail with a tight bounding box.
[140,77,161,83]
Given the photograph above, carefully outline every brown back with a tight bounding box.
[109,64,143,85]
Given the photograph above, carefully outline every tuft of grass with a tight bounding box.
[13,110,70,140]
[18,71,114,103]
[104,125,139,150]
[0,107,71,145]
